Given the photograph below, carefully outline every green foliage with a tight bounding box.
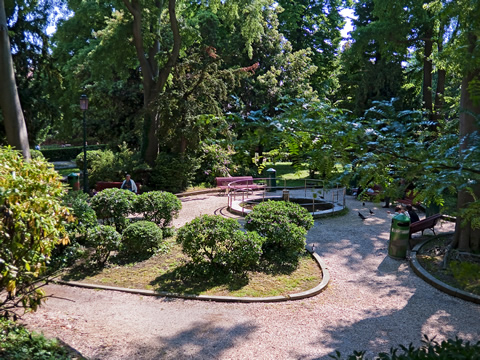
[244,200,313,262]
[121,221,163,259]
[29,150,44,160]
[196,143,236,185]
[86,225,122,266]
[177,215,264,273]
[90,188,135,232]
[0,147,72,314]
[41,145,107,162]
[449,260,480,295]
[63,191,98,243]
[150,152,201,193]
[0,318,71,360]
[330,336,480,360]
[134,191,181,229]
[75,144,142,189]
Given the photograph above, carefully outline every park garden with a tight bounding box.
[1,0,480,358]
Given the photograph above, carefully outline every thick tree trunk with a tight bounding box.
[0,0,30,159]
[124,0,180,166]
[454,34,480,251]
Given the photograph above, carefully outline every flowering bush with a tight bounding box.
[196,144,236,185]
[134,191,181,229]
[244,201,314,262]
[177,215,264,273]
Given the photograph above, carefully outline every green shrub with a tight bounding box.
[30,149,45,160]
[0,146,71,314]
[0,318,72,360]
[177,215,264,273]
[90,188,135,232]
[134,191,182,228]
[86,225,122,265]
[49,192,97,270]
[75,149,116,189]
[41,144,107,162]
[150,152,201,193]
[331,336,480,359]
[196,143,235,185]
[121,221,163,258]
[244,201,314,262]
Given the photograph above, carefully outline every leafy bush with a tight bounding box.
[76,149,115,189]
[244,201,314,262]
[150,152,201,193]
[30,149,45,160]
[63,191,97,243]
[86,225,122,265]
[41,144,107,162]
[90,188,135,232]
[121,221,163,258]
[177,215,264,273]
[330,336,480,359]
[0,146,71,314]
[134,191,182,228]
[0,318,72,360]
[196,143,235,185]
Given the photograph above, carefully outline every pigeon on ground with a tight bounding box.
[369,209,374,215]
[362,202,365,207]
[358,212,367,220]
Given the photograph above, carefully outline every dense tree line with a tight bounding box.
[0,0,479,249]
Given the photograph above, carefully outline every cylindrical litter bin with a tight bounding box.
[266,168,276,192]
[388,213,411,259]
[67,173,80,191]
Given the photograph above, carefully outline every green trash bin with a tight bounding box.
[266,168,276,192]
[67,173,80,191]
[388,213,411,259]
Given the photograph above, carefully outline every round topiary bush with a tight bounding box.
[86,225,122,266]
[121,221,163,259]
[177,215,264,273]
[90,188,136,232]
[134,191,182,229]
[244,200,314,263]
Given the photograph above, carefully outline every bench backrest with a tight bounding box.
[410,214,442,232]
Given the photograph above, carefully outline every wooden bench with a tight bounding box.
[215,176,263,195]
[397,190,419,206]
[409,213,442,237]
[95,181,142,193]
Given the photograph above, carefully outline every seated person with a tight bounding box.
[121,174,137,194]
[406,204,420,223]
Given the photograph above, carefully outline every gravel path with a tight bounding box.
[22,193,480,359]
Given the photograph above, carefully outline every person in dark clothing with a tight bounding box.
[406,204,420,223]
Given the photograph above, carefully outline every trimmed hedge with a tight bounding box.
[41,145,107,161]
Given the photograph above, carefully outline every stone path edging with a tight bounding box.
[409,239,480,304]
[53,251,329,303]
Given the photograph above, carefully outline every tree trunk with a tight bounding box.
[433,68,446,123]
[0,0,30,159]
[124,0,180,166]
[453,33,480,251]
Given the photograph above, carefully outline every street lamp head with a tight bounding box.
[80,94,88,111]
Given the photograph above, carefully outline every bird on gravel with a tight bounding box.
[369,209,374,215]
[358,212,367,220]
[362,202,365,207]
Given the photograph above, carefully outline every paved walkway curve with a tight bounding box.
[22,193,480,360]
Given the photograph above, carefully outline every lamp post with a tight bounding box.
[80,94,89,194]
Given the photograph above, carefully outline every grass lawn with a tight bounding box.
[61,237,323,298]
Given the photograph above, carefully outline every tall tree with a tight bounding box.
[0,0,30,159]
